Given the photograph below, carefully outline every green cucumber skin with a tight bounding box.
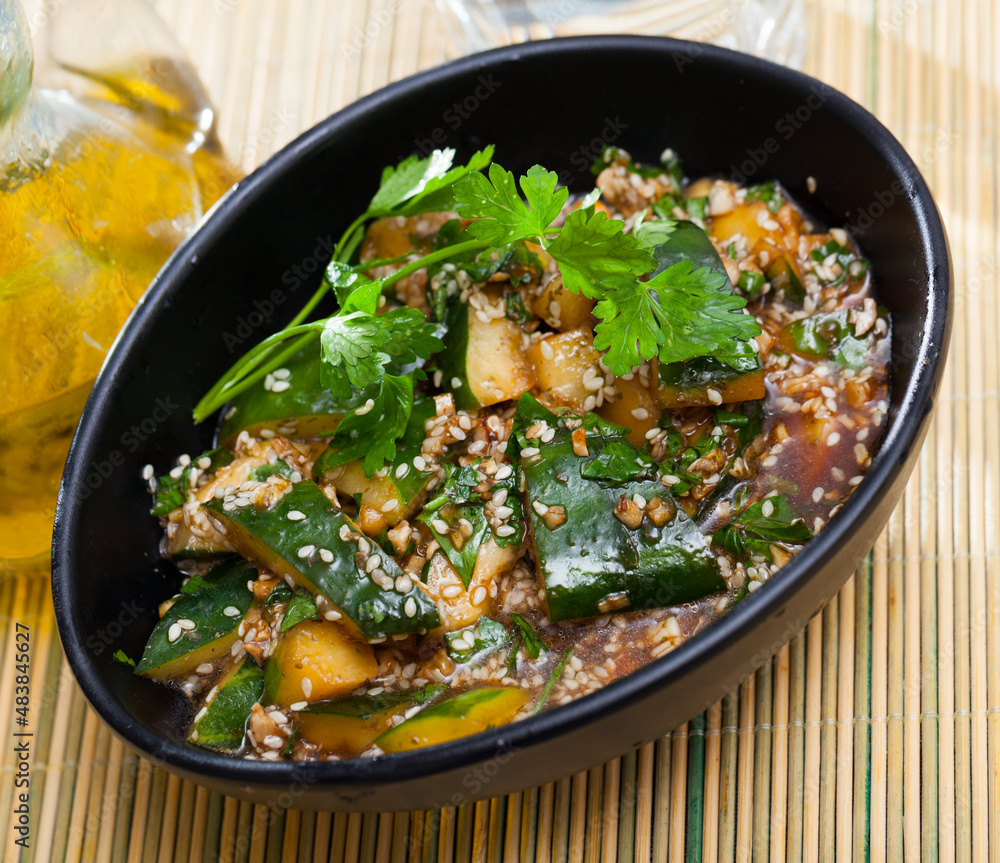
[136,559,258,676]
[203,481,439,639]
[521,426,725,621]
[302,690,415,720]
[217,342,373,443]
[189,660,264,750]
[658,347,763,391]
[436,300,480,411]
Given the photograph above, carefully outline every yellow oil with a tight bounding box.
[0,57,239,573]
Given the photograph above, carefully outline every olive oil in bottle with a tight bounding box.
[0,0,238,575]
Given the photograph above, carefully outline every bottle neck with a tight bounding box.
[0,0,33,128]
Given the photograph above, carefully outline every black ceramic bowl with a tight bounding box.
[52,36,950,811]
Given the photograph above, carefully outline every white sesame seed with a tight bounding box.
[812,487,824,503]
[762,500,775,518]
[492,488,508,506]
[583,395,597,412]
[142,464,154,481]
[223,606,241,617]
[631,407,650,421]
[540,427,556,443]
[413,455,428,471]
[584,377,604,392]
[324,609,342,621]
[196,663,213,674]
[268,710,288,725]
[431,518,450,535]
[301,677,313,698]
[496,525,516,538]
[270,381,291,393]
[263,735,283,749]
[395,463,410,479]
[451,426,467,441]
[169,465,184,480]
[224,406,238,420]
[495,505,514,520]
[495,465,513,480]
[297,545,315,559]
[451,377,463,390]
[366,555,382,573]
[827,432,841,446]
[177,618,196,631]
[396,575,413,593]
[404,597,417,618]
[339,525,351,541]
[356,398,375,416]
[319,548,334,563]
[358,538,370,554]
[540,341,555,360]
[273,368,291,380]
[661,475,680,486]
[854,443,868,464]
[706,388,723,405]
[532,500,549,516]
[471,586,487,605]
[849,475,864,486]
[167,623,182,643]
[442,584,463,599]
[633,494,647,508]
[287,510,307,521]
[521,447,540,458]
[549,301,562,318]
[290,701,308,712]
[381,499,400,513]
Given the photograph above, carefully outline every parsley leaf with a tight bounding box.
[368,149,457,214]
[327,373,415,475]
[547,208,655,299]
[455,163,567,246]
[594,260,760,376]
[113,649,135,667]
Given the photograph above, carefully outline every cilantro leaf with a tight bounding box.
[454,163,567,246]
[547,208,655,299]
[151,448,233,516]
[633,217,677,250]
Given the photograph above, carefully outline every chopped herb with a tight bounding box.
[811,239,867,287]
[713,495,812,564]
[533,649,573,715]
[411,682,448,705]
[446,618,508,665]
[745,181,784,214]
[281,592,319,632]
[151,448,233,516]
[510,613,546,660]
[113,649,135,667]
[248,459,294,482]
[738,269,766,299]
[264,582,294,605]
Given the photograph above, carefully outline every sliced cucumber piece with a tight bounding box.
[136,559,257,679]
[374,686,529,753]
[188,658,263,750]
[202,480,440,640]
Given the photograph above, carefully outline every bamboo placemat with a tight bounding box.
[4,0,999,859]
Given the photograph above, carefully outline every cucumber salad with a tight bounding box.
[132,145,889,760]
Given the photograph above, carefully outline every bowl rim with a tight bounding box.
[52,33,951,792]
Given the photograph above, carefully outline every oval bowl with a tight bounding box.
[52,35,950,811]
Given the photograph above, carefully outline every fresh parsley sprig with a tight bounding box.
[194,146,762,475]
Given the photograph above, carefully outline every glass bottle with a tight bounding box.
[0,0,238,577]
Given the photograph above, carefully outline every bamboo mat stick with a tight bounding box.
[717,691,738,863]
[752,668,773,862]
[618,749,637,863]
[702,702,722,863]
[770,646,790,863]
[668,724,689,863]
[785,630,806,863]
[835,577,855,863]
[735,676,755,863]
[601,758,621,863]
[652,735,671,862]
